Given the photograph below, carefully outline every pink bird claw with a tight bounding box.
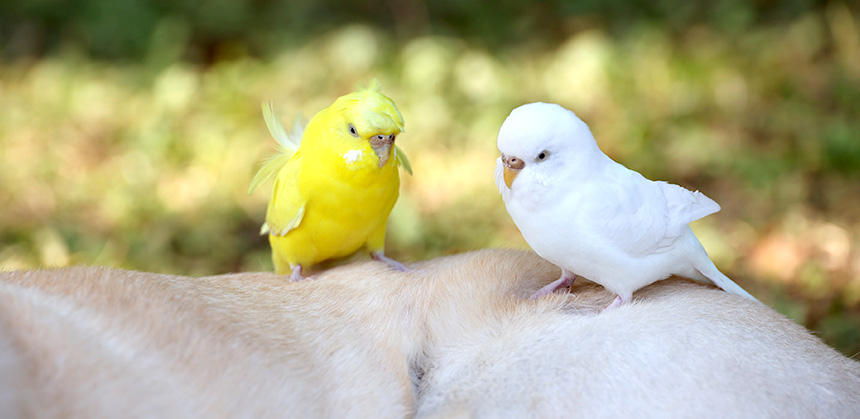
[529,270,576,299]
[602,294,628,312]
[371,251,410,272]
[289,265,305,282]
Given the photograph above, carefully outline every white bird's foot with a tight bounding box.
[289,265,305,282]
[602,294,630,312]
[530,270,576,299]
[371,251,409,272]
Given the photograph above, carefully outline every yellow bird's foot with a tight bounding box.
[289,265,305,282]
[371,251,409,272]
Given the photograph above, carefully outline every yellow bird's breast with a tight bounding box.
[279,145,400,266]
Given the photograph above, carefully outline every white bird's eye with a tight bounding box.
[349,124,359,137]
[537,150,549,161]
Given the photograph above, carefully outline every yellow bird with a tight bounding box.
[249,86,412,280]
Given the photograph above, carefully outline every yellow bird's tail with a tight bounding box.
[248,102,304,194]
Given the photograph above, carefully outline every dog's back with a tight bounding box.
[414,274,860,418]
[0,266,418,418]
[1,250,858,418]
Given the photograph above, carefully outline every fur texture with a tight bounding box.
[0,250,857,418]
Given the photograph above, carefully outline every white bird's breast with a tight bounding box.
[503,175,673,293]
[505,185,593,268]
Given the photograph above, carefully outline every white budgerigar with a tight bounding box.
[495,102,757,309]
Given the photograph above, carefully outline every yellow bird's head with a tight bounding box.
[312,86,404,169]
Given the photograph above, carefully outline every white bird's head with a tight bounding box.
[495,103,602,197]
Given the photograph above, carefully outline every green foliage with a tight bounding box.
[0,0,841,61]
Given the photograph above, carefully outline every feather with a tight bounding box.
[395,145,412,176]
[248,153,290,194]
[262,102,301,152]
[248,103,305,194]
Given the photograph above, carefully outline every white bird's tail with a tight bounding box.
[693,258,759,302]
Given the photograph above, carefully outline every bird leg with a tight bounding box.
[371,251,409,272]
[289,265,305,282]
[602,294,631,311]
[529,270,576,299]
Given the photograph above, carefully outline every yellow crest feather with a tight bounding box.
[248,103,304,194]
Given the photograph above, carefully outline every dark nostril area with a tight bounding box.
[503,155,525,170]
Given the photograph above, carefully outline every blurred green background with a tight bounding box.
[1,1,858,355]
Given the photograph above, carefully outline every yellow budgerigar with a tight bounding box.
[249,85,412,280]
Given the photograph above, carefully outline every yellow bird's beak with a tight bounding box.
[502,154,524,188]
[370,134,395,168]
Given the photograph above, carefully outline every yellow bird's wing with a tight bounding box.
[260,159,306,236]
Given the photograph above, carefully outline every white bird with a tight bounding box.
[495,102,757,309]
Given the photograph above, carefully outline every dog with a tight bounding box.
[1,250,858,418]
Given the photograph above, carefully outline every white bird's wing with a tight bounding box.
[655,181,720,247]
[583,167,720,255]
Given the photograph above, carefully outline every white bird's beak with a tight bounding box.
[502,154,524,188]
[370,134,395,168]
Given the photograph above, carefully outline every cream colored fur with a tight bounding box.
[1,250,858,418]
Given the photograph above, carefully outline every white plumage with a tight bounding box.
[495,102,757,308]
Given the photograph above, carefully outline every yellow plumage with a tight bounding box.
[249,86,411,278]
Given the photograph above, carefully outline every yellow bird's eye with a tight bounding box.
[348,123,359,137]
